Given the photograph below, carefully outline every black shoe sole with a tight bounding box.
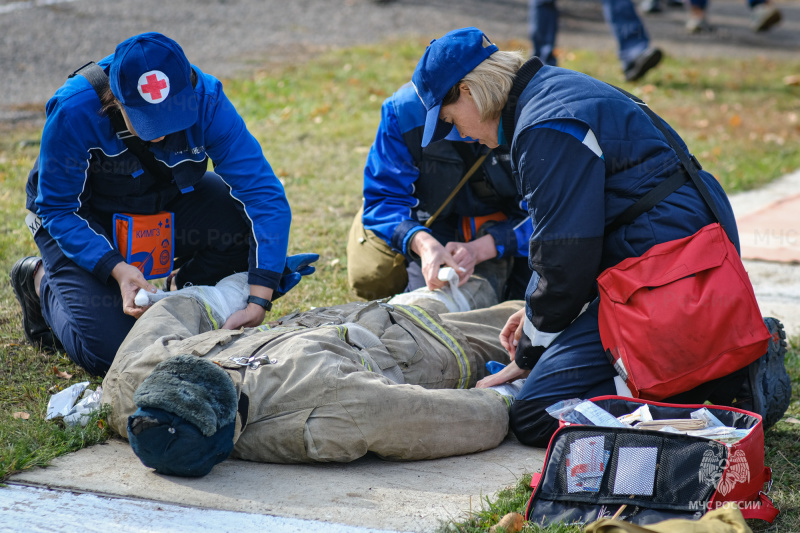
[753,318,791,430]
[753,9,781,32]
[625,49,663,82]
[10,257,60,351]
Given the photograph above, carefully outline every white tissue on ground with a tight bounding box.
[46,382,103,427]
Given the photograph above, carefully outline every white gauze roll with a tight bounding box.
[437,267,470,312]
[134,273,250,324]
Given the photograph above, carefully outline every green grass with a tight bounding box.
[1,37,799,530]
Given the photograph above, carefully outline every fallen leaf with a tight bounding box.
[13,412,30,420]
[489,512,524,533]
[786,417,800,425]
[329,258,341,267]
[97,419,105,429]
[47,384,60,393]
[783,75,800,86]
[53,366,73,379]
[729,115,742,128]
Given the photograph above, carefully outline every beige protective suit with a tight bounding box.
[102,279,522,463]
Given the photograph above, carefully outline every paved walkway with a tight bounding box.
[730,169,800,337]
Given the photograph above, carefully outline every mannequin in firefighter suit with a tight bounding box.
[102,274,520,477]
[412,28,791,447]
[12,33,291,376]
[347,83,533,301]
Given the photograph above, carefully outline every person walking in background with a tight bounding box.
[640,0,782,34]
[529,0,663,81]
[685,0,782,33]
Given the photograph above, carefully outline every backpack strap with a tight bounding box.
[423,150,489,229]
[604,168,688,236]
[606,83,733,244]
[70,61,174,182]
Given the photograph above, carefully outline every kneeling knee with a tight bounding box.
[510,399,560,448]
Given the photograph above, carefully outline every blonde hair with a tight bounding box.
[442,50,525,121]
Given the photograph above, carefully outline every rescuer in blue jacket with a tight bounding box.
[410,28,791,444]
[348,83,533,301]
[10,33,292,376]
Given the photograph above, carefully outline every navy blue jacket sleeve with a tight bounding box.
[202,76,291,289]
[35,86,126,282]
[483,212,534,258]
[514,121,606,342]
[362,98,430,255]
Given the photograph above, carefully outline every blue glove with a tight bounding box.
[485,361,506,375]
[274,253,319,300]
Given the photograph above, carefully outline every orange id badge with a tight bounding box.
[113,212,174,280]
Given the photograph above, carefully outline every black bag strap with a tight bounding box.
[423,150,490,229]
[604,169,688,236]
[71,62,174,182]
[606,84,731,242]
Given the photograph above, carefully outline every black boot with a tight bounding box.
[733,317,791,430]
[10,256,61,351]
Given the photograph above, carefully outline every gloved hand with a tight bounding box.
[273,253,319,300]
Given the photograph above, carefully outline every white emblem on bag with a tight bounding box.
[137,70,170,103]
[699,446,750,495]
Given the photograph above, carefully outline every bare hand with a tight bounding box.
[111,262,157,319]
[500,308,526,360]
[411,232,460,290]
[222,303,267,330]
[444,242,476,285]
[476,360,529,388]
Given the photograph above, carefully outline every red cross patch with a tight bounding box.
[137,70,170,104]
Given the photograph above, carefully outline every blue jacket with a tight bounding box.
[503,59,739,349]
[363,84,532,258]
[26,56,291,289]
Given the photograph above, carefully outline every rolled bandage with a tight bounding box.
[437,267,470,312]
[133,273,249,323]
[135,288,168,307]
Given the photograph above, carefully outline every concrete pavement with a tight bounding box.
[8,435,541,533]
[731,168,800,337]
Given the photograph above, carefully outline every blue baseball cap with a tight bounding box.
[127,354,239,477]
[412,27,498,147]
[128,407,235,477]
[109,32,197,141]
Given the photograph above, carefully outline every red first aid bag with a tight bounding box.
[597,222,770,400]
[525,396,779,527]
[113,212,174,280]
